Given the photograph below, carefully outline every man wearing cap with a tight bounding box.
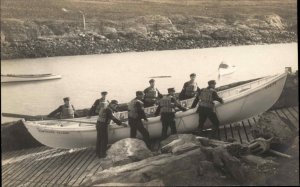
[48,97,79,119]
[128,91,151,148]
[155,88,188,140]
[96,100,127,158]
[179,73,201,100]
[191,80,224,139]
[88,91,109,117]
[143,79,163,107]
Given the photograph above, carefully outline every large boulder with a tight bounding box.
[250,111,296,149]
[105,138,153,166]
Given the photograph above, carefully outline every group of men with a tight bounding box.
[48,73,224,158]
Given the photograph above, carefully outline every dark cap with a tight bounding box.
[136,91,144,96]
[167,88,175,93]
[208,80,216,85]
[63,97,70,101]
[101,91,108,95]
[190,73,196,77]
[149,79,155,83]
[110,100,118,105]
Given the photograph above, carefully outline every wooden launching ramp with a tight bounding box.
[2,106,299,187]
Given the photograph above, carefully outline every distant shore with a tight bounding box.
[1,0,297,60]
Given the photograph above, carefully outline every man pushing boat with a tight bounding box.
[96,100,127,158]
[155,88,188,140]
[191,80,224,139]
[128,91,151,148]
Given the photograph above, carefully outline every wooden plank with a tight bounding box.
[40,149,85,186]
[61,150,96,186]
[229,124,234,139]
[281,108,299,130]
[293,106,299,113]
[237,122,248,144]
[247,118,256,127]
[29,149,74,186]
[76,162,104,186]
[287,107,299,121]
[73,159,103,186]
[2,147,57,180]
[52,149,94,186]
[241,121,250,142]
[2,148,62,187]
[6,149,65,187]
[275,110,297,131]
[18,149,71,186]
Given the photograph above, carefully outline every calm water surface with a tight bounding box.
[1,43,298,123]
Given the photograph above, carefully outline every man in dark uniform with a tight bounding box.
[48,97,79,119]
[179,73,201,100]
[191,80,224,139]
[143,79,163,107]
[96,100,127,158]
[128,91,151,148]
[88,91,109,117]
[155,88,188,140]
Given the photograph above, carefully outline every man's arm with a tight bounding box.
[48,106,62,118]
[154,105,161,116]
[173,98,187,111]
[191,90,201,108]
[107,109,122,125]
[213,91,224,103]
[156,89,163,98]
[88,100,99,116]
[136,102,147,121]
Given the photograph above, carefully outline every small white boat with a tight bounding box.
[24,73,287,149]
[1,74,62,83]
[218,62,236,76]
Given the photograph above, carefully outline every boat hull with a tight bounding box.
[1,74,61,83]
[24,73,287,149]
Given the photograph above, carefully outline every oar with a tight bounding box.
[2,112,96,125]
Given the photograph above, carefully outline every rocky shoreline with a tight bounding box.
[1,13,297,59]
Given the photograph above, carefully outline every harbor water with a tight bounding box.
[1,43,298,123]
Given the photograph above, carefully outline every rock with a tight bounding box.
[82,148,234,186]
[250,111,296,149]
[202,146,247,184]
[106,138,153,166]
[160,134,201,154]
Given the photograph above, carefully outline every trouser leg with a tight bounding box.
[99,124,108,157]
[128,118,137,138]
[208,112,220,140]
[136,120,150,147]
[96,122,101,156]
[198,108,208,133]
[169,118,177,135]
[161,119,169,140]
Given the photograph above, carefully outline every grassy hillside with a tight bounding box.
[1,0,297,59]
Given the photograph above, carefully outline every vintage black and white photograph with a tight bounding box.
[1,0,298,186]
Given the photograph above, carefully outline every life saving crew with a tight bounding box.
[143,79,163,107]
[96,100,127,158]
[88,91,110,117]
[128,91,151,148]
[191,80,224,139]
[179,73,201,100]
[155,88,188,140]
[48,97,79,119]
